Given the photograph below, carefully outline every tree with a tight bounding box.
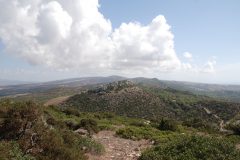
[157,118,177,131]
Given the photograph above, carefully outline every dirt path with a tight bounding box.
[87,130,151,160]
[44,96,70,106]
[203,107,232,133]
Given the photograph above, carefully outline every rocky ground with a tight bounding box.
[87,130,151,160]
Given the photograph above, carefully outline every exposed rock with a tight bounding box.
[74,128,89,136]
[87,130,151,160]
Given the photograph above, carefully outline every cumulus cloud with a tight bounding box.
[183,52,192,60]
[0,0,214,76]
[0,0,181,74]
[181,58,217,74]
[111,15,181,72]
[37,1,73,43]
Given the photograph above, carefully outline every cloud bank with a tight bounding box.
[0,0,214,75]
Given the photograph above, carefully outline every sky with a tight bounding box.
[0,0,240,84]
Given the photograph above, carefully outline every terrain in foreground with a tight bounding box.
[1,78,240,159]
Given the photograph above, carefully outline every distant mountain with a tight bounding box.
[1,76,240,103]
[0,76,126,97]
[129,77,240,102]
[0,79,31,86]
[158,80,240,102]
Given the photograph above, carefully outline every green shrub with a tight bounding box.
[0,101,41,140]
[63,108,80,117]
[224,135,240,145]
[139,135,240,160]
[98,124,114,131]
[0,101,97,160]
[116,126,177,143]
[80,119,99,134]
[0,141,35,160]
[94,112,115,119]
[77,137,105,155]
[227,123,240,135]
[0,141,12,159]
[182,118,214,132]
[45,116,65,128]
[37,129,86,160]
[157,118,178,131]
[65,120,81,130]
[10,142,36,160]
[129,121,147,127]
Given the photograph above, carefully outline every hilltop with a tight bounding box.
[1,76,240,103]
[62,80,240,131]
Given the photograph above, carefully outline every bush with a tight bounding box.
[130,121,147,127]
[46,116,65,128]
[157,118,178,131]
[0,141,35,160]
[227,123,240,135]
[37,129,86,160]
[116,126,177,143]
[65,120,81,130]
[63,108,80,117]
[9,142,36,160]
[77,137,105,155]
[60,129,104,155]
[0,101,41,140]
[0,101,100,160]
[80,119,99,134]
[182,118,213,131]
[98,124,114,131]
[94,112,115,119]
[139,135,240,160]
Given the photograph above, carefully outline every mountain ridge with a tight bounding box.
[1,76,240,102]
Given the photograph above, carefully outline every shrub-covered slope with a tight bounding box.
[63,80,240,130]
[0,100,105,160]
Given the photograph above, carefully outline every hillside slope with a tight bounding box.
[132,77,240,102]
[62,80,240,130]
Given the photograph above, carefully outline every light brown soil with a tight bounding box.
[87,130,151,160]
[236,144,240,150]
[44,96,70,106]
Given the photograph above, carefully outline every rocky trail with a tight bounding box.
[87,130,151,160]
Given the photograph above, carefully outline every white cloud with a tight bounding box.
[111,15,181,72]
[37,1,73,43]
[0,0,181,74]
[180,58,217,74]
[0,0,113,68]
[182,63,192,70]
[183,52,192,60]
[201,59,217,73]
[0,0,215,77]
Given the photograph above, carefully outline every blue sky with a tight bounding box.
[0,0,240,84]
[100,0,240,64]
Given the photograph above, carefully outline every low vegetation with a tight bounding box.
[139,136,240,160]
[1,80,240,160]
[0,100,104,160]
[63,81,240,132]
